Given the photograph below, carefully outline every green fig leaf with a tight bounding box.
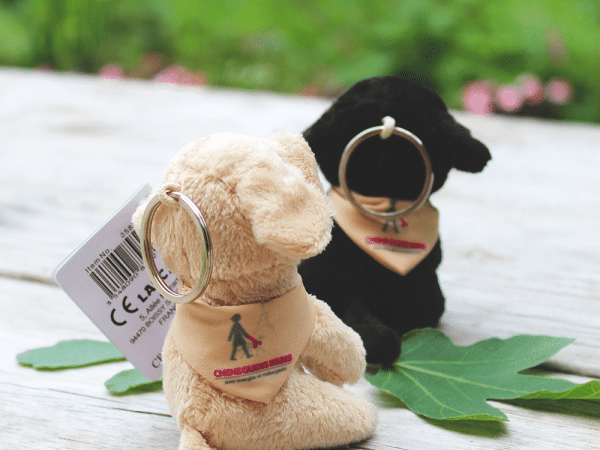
[105,368,163,395]
[366,329,579,421]
[517,380,600,401]
[17,340,125,370]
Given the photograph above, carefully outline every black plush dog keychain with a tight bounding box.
[299,76,492,365]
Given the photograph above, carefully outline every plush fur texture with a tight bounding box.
[132,132,377,450]
[298,76,492,366]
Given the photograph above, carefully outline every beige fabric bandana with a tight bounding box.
[171,279,316,404]
[329,187,439,275]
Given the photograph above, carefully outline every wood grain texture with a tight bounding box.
[0,68,330,281]
[2,278,599,450]
[432,115,600,377]
[1,69,599,449]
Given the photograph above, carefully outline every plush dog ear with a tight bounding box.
[236,156,333,260]
[449,136,492,173]
[266,131,323,190]
[442,116,492,173]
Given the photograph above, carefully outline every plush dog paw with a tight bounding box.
[343,298,402,367]
[301,298,368,385]
[179,426,215,450]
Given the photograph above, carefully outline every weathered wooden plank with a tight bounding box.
[432,115,600,377]
[0,68,331,280]
[440,284,600,377]
[1,277,599,450]
[1,68,599,375]
[0,278,171,414]
[0,384,178,450]
[1,70,599,448]
[3,375,599,450]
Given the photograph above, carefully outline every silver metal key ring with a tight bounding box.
[140,191,213,304]
[338,124,434,224]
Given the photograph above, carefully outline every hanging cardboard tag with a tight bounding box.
[52,183,177,380]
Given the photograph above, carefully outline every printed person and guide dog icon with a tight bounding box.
[229,314,263,361]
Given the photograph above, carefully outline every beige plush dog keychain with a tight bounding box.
[133,132,377,450]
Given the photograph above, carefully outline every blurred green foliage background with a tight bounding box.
[1,0,599,123]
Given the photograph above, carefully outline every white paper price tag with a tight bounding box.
[53,183,177,380]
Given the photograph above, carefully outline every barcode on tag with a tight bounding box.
[87,230,143,299]
[53,184,177,381]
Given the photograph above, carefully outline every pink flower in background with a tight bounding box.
[98,64,124,79]
[545,78,573,104]
[517,73,544,106]
[154,65,206,86]
[153,65,186,84]
[462,73,574,117]
[462,81,494,115]
[495,85,523,112]
[178,70,207,86]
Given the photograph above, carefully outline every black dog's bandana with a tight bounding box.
[328,187,439,275]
